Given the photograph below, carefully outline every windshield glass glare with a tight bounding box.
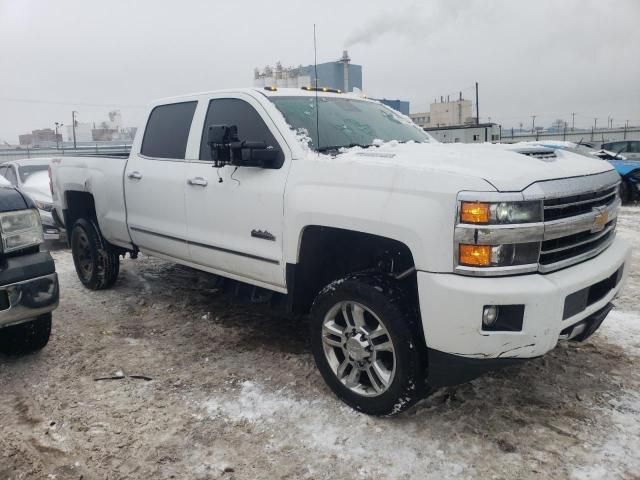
[269,96,429,152]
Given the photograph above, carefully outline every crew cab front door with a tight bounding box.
[184,95,289,290]
[124,101,196,260]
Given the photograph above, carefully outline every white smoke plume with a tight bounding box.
[344,1,476,48]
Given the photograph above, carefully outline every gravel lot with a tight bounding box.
[1,207,639,480]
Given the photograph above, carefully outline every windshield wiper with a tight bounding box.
[316,143,371,153]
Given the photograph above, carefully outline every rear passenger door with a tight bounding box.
[124,101,197,260]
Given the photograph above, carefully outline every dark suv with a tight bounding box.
[0,179,59,354]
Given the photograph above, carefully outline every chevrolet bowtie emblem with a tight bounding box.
[591,206,608,233]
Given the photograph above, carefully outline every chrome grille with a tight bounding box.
[538,174,620,273]
[543,185,617,221]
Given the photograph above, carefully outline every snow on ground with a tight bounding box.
[0,207,638,479]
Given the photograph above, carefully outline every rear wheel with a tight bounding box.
[71,218,120,290]
[310,274,426,416]
[0,313,52,355]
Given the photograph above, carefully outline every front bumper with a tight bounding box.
[0,252,59,329]
[417,236,631,361]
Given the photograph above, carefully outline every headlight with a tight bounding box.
[455,198,544,275]
[460,201,542,224]
[458,243,540,267]
[0,209,44,253]
[34,199,54,212]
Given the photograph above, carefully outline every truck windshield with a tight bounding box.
[269,96,429,152]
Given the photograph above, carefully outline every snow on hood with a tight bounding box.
[304,141,614,192]
[20,171,52,203]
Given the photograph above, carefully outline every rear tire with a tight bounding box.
[71,218,120,290]
[0,313,52,355]
[310,274,427,416]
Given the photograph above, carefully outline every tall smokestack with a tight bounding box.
[340,50,351,92]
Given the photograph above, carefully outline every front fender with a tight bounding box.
[283,160,494,272]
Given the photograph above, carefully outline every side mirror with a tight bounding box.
[208,124,238,146]
[234,141,280,168]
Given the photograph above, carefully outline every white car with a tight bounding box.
[0,158,63,240]
[50,87,631,415]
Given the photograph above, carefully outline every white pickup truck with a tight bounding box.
[51,87,631,415]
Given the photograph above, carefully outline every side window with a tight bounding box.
[0,166,6,180]
[200,98,284,168]
[141,101,197,159]
[4,166,18,185]
[627,141,640,153]
[605,141,626,153]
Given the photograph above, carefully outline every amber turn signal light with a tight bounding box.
[460,201,490,224]
[459,244,491,267]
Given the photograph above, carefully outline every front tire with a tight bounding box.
[310,274,426,416]
[0,313,52,355]
[71,218,120,290]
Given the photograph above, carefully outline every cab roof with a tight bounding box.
[151,87,375,106]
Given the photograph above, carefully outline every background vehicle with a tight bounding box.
[0,176,59,354]
[525,140,640,203]
[601,140,640,160]
[0,158,65,240]
[51,88,630,415]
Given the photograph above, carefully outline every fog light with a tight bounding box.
[482,305,499,327]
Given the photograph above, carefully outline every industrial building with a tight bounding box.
[374,98,410,116]
[18,128,61,147]
[410,96,474,128]
[424,123,501,143]
[253,51,411,114]
[254,51,362,93]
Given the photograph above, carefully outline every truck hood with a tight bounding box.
[319,142,615,191]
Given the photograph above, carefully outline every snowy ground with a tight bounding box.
[0,207,639,480]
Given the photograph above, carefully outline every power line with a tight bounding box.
[0,97,145,108]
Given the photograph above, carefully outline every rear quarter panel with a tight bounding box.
[51,156,132,248]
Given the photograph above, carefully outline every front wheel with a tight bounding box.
[71,218,120,290]
[310,274,427,416]
[0,313,52,355]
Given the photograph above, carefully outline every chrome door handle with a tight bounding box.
[128,171,143,180]
[187,177,208,187]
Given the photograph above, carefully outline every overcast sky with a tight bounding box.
[1,0,639,143]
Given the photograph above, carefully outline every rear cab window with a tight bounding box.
[141,102,197,159]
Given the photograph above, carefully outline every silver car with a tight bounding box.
[0,158,64,241]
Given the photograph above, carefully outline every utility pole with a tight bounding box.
[54,122,63,150]
[571,112,576,131]
[593,117,598,131]
[531,115,536,133]
[475,82,479,125]
[72,110,78,149]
